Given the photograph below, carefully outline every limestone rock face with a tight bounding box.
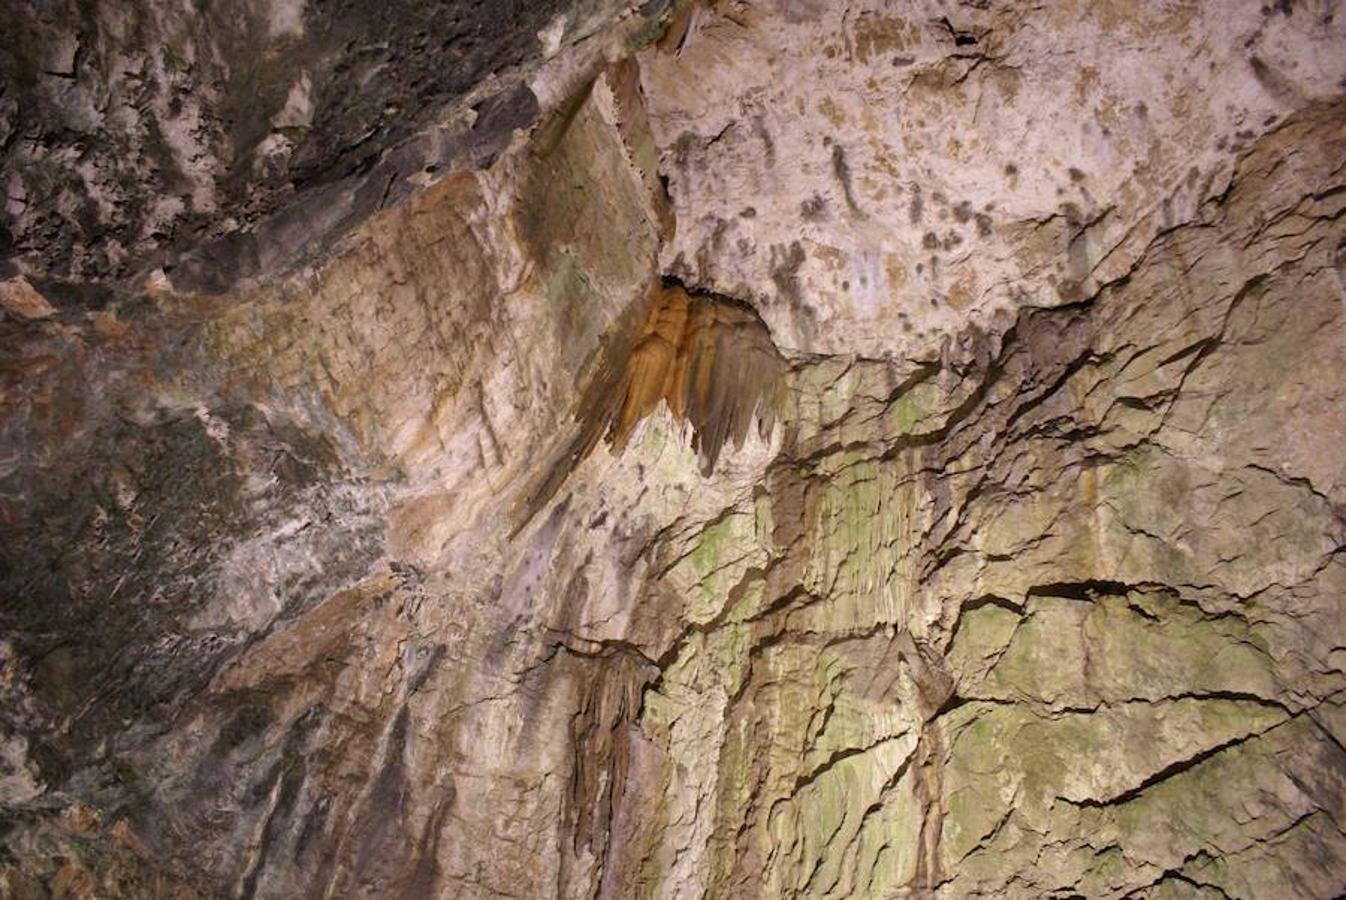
[2,2,1346,898]
[0,0,636,296]
[642,1,1346,358]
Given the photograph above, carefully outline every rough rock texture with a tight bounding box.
[0,0,641,297]
[644,0,1346,358]
[3,1,1346,898]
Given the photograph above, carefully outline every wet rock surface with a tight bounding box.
[2,1,1345,897]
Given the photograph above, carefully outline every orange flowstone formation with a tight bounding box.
[521,283,785,527]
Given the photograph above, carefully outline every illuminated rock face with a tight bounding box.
[2,2,1346,898]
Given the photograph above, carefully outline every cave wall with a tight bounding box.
[2,1,1346,898]
[0,0,640,297]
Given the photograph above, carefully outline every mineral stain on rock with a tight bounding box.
[4,2,1346,898]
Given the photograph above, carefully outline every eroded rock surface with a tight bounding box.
[0,0,642,297]
[2,1,1345,898]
